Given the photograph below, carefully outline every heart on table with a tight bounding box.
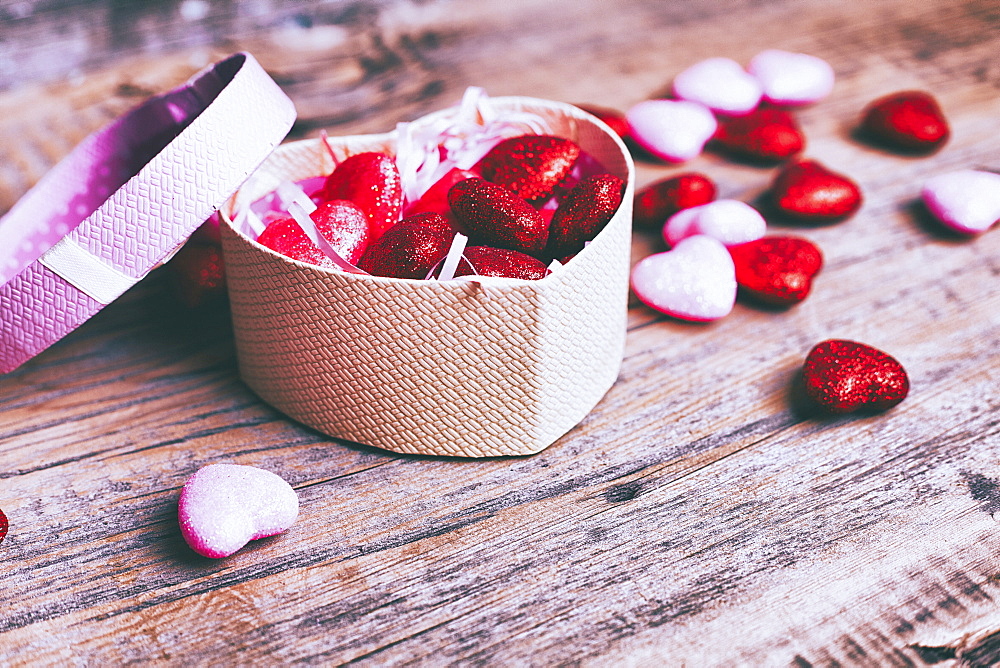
[663,199,766,248]
[672,57,763,115]
[921,169,1000,235]
[801,339,909,414]
[626,99,718,163]
[748,49,835,105]
[711,107,806,163]
[768,159,862,223]
[630,235,737,321]
[859,90,950,153]
[633,172,717,230]
[178,464,299,558]
[729,235,823,306]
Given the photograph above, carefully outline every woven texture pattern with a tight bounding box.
[0,53,295,373]
[222,98,634,457]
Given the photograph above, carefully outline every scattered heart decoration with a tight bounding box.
[0,507,7,546]
[633,172,717,230]
[859,90,950,153]
[711,107,806,163]
[630,235,737,322]
[921,169,1000,235]
[663,199,766,248]
[748,49,835,105]
[575,104,630,139]
[801,339,909,414]
[729,236,823,306]
[178,464,299,559]
[166,242,227,308]
[626,99,718,163]
[672,57,763,115]
[768,158,863,223]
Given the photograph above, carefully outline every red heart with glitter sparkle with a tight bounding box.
[453,246,550,280]
[729,236,823,306]
[545,174,626,257]
[801,339,909,414]
[357,212,455,279]
[711,107,806,163]
[859,90,949,153]
[449,177,549,255]
[769,159,862,223]
[166,242,226,308]
[633,172,716,230]
[477,135,581,203]
[256,199,370,268]
[318,151,403,240]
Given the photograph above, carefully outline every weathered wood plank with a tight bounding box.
[2,0,1000,665]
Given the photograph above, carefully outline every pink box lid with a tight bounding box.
[0,52,296,373]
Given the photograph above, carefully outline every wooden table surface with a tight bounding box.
[2,0,1000,664]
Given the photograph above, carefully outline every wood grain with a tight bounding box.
[2,0,1000,665]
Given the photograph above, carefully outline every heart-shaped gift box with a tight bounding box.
[220,96,634,457]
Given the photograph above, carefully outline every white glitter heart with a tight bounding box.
[630,235,737,321]
[748,49,835,105]
[626,99,718,163]
[672,57,763,115]
[178,464,299,558]
[922,170,1000,234]
[663,199,767,248]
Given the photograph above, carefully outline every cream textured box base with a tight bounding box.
[221,97,634,457]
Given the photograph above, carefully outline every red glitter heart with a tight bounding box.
[0,507,7,545]
[859,90,950,153]
[802,339,909,414]
[633,172,716,230]
[769,159,862,223]
[448,177,549,255]
[357,212,454,279]
[729,236,823,306]
[256,199,369,268]
[575,104,630,138]
[166,242,226,308]
[477,135,581,203]
[318,151,403,240]
[545,174,625,257]
[711,107,806,163]
[454,246,550,280]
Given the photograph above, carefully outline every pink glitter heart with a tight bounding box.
[178,464,299,558]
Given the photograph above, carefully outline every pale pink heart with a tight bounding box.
[748,49,835,105]
[626,99,718,162]
[672,57,763,115]
[663,199,767,248]
[178,464,299,558]
[921,170,1000,234]
[630,235,737,321]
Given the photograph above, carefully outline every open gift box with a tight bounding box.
[0,53,634,459]
[222,96,634,457]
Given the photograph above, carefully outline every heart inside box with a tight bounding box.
[220,96,635,458]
